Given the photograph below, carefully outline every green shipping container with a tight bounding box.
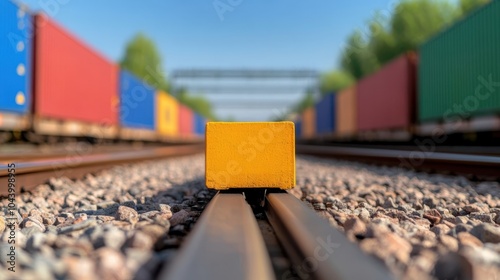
[419,1,500,122]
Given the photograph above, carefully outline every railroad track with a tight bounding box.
[0,143,162,162]
[296,144,500,179]
[161,190,393,280]
[0,144,204,196]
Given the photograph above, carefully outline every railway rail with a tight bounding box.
[3,122,500,279]
[0,144,204,196]
[296,144,500,179]
[161,190,393,280]
[0,143,164,162]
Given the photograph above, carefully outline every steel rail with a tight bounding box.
[160,193,275,280]
[0,144,204,196]
[296,145,500,178]
[265,193,393,280]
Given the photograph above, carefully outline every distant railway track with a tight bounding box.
[0,144,204,196]
[161,190,393,280]
[0,143,164,162]
[296,144,500,179]
[299,143,500,156]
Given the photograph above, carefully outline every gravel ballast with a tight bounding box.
[0,155,214,280]
[290,156,500,280]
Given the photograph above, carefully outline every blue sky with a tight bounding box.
[17,0,396,120]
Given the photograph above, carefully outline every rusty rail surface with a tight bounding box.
[163,190,394,280]
[296,145,500,178]
[0,144,204,196]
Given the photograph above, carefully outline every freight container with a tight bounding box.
[0,1,31,115]
[178,105,193,136]
[315,93,335,135]
[301,107,315,139]
[419,1,500,122]
[119,70,156,130]
[156,91,178,136]
[34,15,118,125]
[336,86,357,137]
[295,120,302,139]
[357,52,417,131]
[194,113,206,135]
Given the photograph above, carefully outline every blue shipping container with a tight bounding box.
[295,120,302,139]
[119,71,156,130]
[194,113,206,135]
[0,0,32,114]
[315,94,335,134]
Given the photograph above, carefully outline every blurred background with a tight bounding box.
[14,0,490,122]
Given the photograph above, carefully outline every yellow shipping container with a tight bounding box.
[156,91,179,136]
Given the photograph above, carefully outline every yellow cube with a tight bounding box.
[206,122,295,190]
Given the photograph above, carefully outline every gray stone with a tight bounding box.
[470,224,500,243]
[124,248,152,272]
[432,252,473,280]
[126,231,153,249]
[97,201,118,209]
[74,213,88,221]
[383,197,397,209]
[470,213,494,223]
[59,212,75,219]
[439,235,459,252]
[64,194,79,207]
[40,212,56,225]
[115,206,139,224]
[20,216,46,232]
[59,220,97,234]
[96,248,129,279]
[21,226,43,239]
[169,210,190,226]
[431,224,450,236]
[93,227,126,250]
[455,216,469,224]
[464,204,487,214]
[462,246,500,266]
[26,232,46,252]
[121,200,137,210]
[77,205,98,212]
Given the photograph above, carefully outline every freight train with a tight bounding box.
[0,0,206,144]
[296,1,500,144]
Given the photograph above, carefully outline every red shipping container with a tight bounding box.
[357,53,417,131]
[178,105,193,136]
[34,15,118,125]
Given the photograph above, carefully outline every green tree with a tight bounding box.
[459,0,490,15]
[120,34,218,120]
[390,0,458,55]
[291,91,315,115]
[368,13,399,66]
[320,70,355,94]
[340,30,379,80]
[337,0,462,81]
[120,33,169,91]
[176,89,218,120]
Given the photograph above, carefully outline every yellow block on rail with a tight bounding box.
[205,122,295,190]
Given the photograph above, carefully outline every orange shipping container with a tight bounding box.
[301,107,315,139]
[336,86,357,137]
[156,91,178,136]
